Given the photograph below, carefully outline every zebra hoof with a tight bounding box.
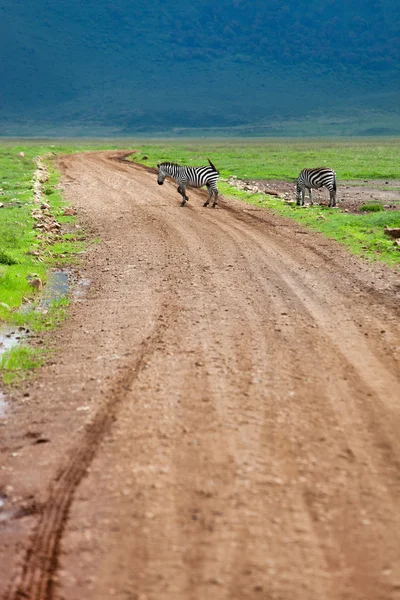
[203,202,209,207]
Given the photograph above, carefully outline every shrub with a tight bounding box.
[359,203,384,212]
[0,249,18,265]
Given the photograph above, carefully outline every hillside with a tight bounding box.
[1,0,399,136]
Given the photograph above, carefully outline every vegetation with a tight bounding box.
[132,138,400,180]
[359,203,385,212]
[0,144,91,383]
[1,0,399,136]
[0,346,46,385]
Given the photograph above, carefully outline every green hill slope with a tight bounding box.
[1,0,399,136]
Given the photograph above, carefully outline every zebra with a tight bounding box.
[296,167,337,207]
[157,159,219,207]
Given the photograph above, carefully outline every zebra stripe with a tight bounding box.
[296,167,337,207]
[157,159,219,207]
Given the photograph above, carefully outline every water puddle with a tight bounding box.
[0,326,27,358]
[73,277,91,299]
[1,272,90,342]
[30,269,91,309]
[0,270,91,421]
[0,328,26,419]
[41,270,70,307]
[0,391,7,418]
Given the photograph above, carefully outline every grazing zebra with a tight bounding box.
[157,159,220,207]
[296,167,337,207]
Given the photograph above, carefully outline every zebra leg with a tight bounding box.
[180,184,188,207]
[212,188,218,208]
[309,188,313,206]
[203,184,211,207]
[329,189,336,207]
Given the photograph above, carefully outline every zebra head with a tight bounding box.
[157,163,167,185]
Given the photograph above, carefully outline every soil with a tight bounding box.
[1,151,400,600]
[238,178,400,212]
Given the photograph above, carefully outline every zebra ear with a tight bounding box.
[157,163,160,168]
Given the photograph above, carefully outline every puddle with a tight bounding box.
[0,327,26,418]
[0,391,7,418]
[73,277,91,299]
[41,270,70,307]
[41,270,91,305]
[60,223,82,234]
[0,326,26,358]
[0,271,91,418]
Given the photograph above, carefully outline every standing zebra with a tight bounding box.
[296,167,337,207]
[157,159,220,207]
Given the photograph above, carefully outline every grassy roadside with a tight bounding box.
[219,182,400,266]
[0,145,88,383]
[130,139,400,267]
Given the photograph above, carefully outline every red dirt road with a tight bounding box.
[1,151,400,600]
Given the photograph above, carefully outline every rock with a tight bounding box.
[384,227,400,239]
[63,207,77,216]
[18,151,25,157]
[26,275,43,291]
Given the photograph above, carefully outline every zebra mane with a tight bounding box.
[158,161,180,167]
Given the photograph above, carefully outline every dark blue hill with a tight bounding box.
[1,0,399,136]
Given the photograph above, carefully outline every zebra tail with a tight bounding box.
[333,174,337,191]
[207,158,219,173]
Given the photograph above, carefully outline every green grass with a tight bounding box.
[0,149,47,321]
[359,203,384,212]
[131,138,400,180]
[0,345,46,385]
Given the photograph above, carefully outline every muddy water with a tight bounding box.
[42,270,91,304]
[0,327,25,358]
[0,270,90,419]
[0,391,7,417]
[0,327,26,418]
[41,270,70,306]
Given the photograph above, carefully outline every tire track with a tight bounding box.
[3,314,170,600]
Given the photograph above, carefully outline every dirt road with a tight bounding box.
[1,151,400,600]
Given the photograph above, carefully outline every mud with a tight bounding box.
[0,392,7,418]
[0,328,24,358]
[237,177,400,212]
[0,151,399,600]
